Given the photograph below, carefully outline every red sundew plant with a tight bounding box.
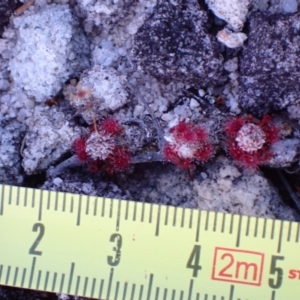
[101,117,124,135]
[224,115,279,168]
[72,118,130,174]
[104,146,131,175]
[163,120,214,171]
[73,138,89,162]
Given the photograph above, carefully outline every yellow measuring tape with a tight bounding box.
[0,184,299,300]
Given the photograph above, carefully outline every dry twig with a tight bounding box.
[127,83,165,153]
[14,0,35,15]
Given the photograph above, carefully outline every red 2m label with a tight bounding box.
[212,247,264,286]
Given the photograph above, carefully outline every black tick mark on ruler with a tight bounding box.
[76,195,82,226]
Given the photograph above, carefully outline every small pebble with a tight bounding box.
[282,0,298,13]
[200,172,208,179]
[224,58,238,72]
[198,89,205,97]
[190,98,200,109]
[229,71,239,81]
[217,28,247,48]
[53,177,63,186]
[0,79,10,91]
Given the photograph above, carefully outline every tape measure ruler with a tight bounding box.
[0,184,299,300]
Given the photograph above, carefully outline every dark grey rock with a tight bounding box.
[268,139,300,168]
[114,156,296,221]
[21,106,82,175]
[0,119,26,185]
[0,0,16,36]
[76,0,136,29]
[42,170,132,201]
[115,162,199,207]
[239,12,300,115]
[132,0,224,87]
[0,286,52,300]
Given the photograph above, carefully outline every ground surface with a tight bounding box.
[1,0,300,299]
